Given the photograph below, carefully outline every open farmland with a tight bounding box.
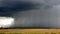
[0,29,59,34]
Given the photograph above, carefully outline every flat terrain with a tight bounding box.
[0,29,59,34]
[0,29,59,32]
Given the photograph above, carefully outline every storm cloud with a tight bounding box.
[0,0,60,28]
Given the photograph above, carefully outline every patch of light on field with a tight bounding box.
[0,17,14,28]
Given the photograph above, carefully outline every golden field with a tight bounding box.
[0,29,60,34]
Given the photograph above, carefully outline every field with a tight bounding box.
[0,29,60,34]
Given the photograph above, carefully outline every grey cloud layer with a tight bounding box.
[0,0,60,28]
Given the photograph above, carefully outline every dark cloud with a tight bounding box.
[1,0,60,28]
[0,0,39,17]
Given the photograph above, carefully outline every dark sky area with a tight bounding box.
[0,0,39,17]
[0,0,60,28]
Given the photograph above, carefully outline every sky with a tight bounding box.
[0,0,60,28]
